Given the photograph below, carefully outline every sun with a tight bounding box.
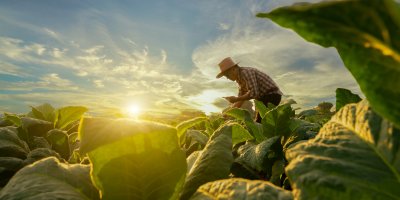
[127,104,141,117]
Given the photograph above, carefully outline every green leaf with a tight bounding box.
[24,148,61,165]
[0,127,29,159]
[254,100,269,118]
[286,100,400,199]
[20,117,53,137]
[79,118,186,200]
[55,106,87,130]
[3,113,21,127]
[177,117,207,143]
[79,117,178,154]
[179,123,234,200]
[30,136,51,149]
[262,103,295,138]
[190,178,293,200]
[0,157,100,200]
[336,88,362,111]
[232,123,254,146]
[231,136,282,180]
[46,129,70,159]
[258,0,400,128]
[28,103,56,122]
[224,108,265,142]
[0,157,25,186]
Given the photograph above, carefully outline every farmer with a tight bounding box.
[217,57,283,122]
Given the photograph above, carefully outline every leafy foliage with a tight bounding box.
[0,157,99,200]
[286,100,400,199]
[179,123,234,200]
[190,178,293,200]
[258,0,400,128]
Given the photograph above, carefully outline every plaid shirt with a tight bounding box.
[236,67,282,99]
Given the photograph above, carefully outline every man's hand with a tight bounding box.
[223,96,237,103]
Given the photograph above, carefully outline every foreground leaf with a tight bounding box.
[79,118,186,200]
[258,0,400,128]
[285,100,400,199]
[179,123,234,200]
[190,178,293,200]
[0,157,99,200]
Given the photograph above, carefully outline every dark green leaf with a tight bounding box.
[336,88,362,111]
[0,157,100,200]
[0,127,29,159]
[190,178,293,200]
[180,123,234,200]
[286,100,400,199]
[231,136,282,180]
[21,117,53,137]
[46,129,70,159]
[258,0,400,128]
[24,148,61,165]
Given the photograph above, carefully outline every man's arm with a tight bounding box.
[223,91,252,107]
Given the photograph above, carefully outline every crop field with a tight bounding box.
[0,0,399,199]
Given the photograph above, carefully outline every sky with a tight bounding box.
[0,0,364,117]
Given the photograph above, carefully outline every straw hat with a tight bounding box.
[216,57,238,78]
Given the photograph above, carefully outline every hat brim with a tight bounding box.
[215,62,239,79]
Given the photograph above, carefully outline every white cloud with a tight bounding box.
[93,80,104,88]
[0,62,29,77]
[191,0,362,110]
[218,23,230,30]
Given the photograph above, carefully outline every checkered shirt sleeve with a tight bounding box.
[238,67,282,99]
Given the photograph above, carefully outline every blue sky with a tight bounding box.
[0,0,363,116]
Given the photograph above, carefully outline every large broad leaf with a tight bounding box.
[0,157,99,200]
[336,88,362,111]
[79,117,187,200]
[179,123,234,200]
[224,108,265,142]
[3,113,21,126]
[46,129,70,159]
[190,178,293,200]
[262,103,295,138]
[21,117,53,137]
[231,136,282,180]
[28,103,56,122]
[0,127,29,159]
[177,117,207,138]
[24,148,61,165]
[232,123,254,146]
[258,0,400,128]
[285,100,400,199]
[55,106,87,130]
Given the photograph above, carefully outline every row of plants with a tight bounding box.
[0,0,399,199]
